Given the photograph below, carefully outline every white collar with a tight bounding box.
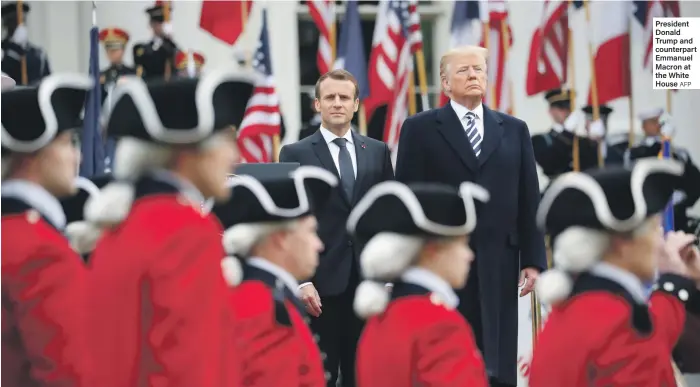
[401,267,459,309]
[450,100,484,121]
[589,262,648,304]
[247,257,300,297]
[320,126,354,146]
[150,169,205,205]
[1,179,67,229]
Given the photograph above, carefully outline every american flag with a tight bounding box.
[365,0,422,159]
[237,10,282,163]
[308,0,336,75]
[525,0,571,96]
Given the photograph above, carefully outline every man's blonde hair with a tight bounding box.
[439,46,489,79]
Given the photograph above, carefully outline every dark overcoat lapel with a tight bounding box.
[310,130,351,206]
[479,105,504,167]
[436,104,478,172]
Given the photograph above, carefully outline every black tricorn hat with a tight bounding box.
[60,175,113,224]
[2,74,92,155]
[537,158,684,237]
[104,69,256,145]
[347,181,490,240]
[211,165,338,229]
[544,88,571,110]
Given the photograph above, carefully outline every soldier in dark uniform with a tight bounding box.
[531,88,580,181]
[578,104,628,170]
[174,50,205,77]
[1,2,51,85]
[133,1,179,81]
[624,107,700,233]
[99,27,135,97]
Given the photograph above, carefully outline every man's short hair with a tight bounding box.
[439,46,489,78]
[315,69,360,100]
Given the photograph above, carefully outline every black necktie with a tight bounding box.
[333,138,355,199]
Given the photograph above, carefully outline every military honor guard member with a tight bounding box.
[83,69,255,387]
[1,73,92,386]
[577,104,628,169]
[133,1,179,80]
[625,107,700,233]
[212,165,337,387]
[351,181,491,387]
[1,2,51,85]
[529,158,700,387]
[59,175,112,260]
[175,50,205,77]
[531,88,581,180]
[99,27,135,92]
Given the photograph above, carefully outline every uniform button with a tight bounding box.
[679,289,689,302]
[26,210,40,224]
[324,371,331,381]
[313,334,320,343]
[321,352,327,361]
[663,282,675,292]
[304,317,311,324]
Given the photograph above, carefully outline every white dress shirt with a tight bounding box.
[450,100,485,139]
[319,126,358,178]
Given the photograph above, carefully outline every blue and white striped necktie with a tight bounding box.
[465,112,482,157]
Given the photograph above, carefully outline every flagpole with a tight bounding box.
[568,0,580,172]
[666,89,672,114]
[482,20,497,108]
[628,16,635,148]
[584,0,603,168]
[415,48,430,111]
[16,0,27,85]
[163,1,172,82]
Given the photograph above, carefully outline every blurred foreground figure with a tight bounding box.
[352,181,490,387]
[211,165,336,386]
[84,70,255,387]
[1,73,92,386]
[529,158,700,387]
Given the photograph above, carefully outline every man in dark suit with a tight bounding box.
[394,46,546,387]
[279,69,394,387]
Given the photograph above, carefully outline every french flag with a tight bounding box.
[586,1,632,105]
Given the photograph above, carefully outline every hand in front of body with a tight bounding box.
[659,231,698,280]
[300,283,322,317]
[519,268,539,297]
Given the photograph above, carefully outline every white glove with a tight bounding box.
[11,24,28,47]
[588,119,606,139]
[563,111,582,133]
[162,22,174,37]
[661,120,675,138]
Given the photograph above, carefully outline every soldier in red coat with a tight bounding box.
[210,164,338,386]
[530,158,700,387]
[349,181,491,387]
[83,70,256,387]
[1,73,93,386]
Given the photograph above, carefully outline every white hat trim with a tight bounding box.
[106,68,258,144]
[536,158,684,233]
[225,165,338,219]
[347,181,490,237]
[1,73,93,153]
[1,72,16,90]
[360,232,424,280]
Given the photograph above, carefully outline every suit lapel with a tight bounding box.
[436,104,478,172]
[478,105,504,167]
[311,130,351,206]
[351,132,368,204]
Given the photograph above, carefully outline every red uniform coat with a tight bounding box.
[86,177,236,387]
[356,282,489,387]
[2,196,88,387]
[529,273,698,387]
[230,263,326,387]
